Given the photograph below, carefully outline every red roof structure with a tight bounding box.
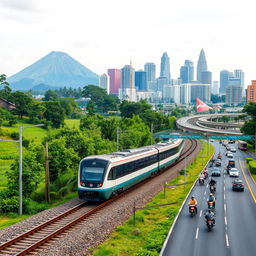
[196,97,212,113]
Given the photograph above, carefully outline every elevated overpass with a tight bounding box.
[177,113,243,135]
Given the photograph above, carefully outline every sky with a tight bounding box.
[0,0,255,86]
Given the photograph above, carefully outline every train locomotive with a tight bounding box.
[78,139,184,201]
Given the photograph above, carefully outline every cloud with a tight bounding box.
[0,0,38,12]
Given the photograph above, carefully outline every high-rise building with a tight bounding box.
[226,86,242,105]
[220,70,232,94]
[179,84,191,104]
[247,80,256,103]
[197,49,208,82]
[135,70,147,91]
[144,62,156,91]
[212,81,219,94]
[119,65,136,101]
[107,69,121,95]
[234,69,244,86]
[157,77,168,93]
[180,60,194,83]
[190,83,211,103]
[201,71,212,86]
[160,52,171,83]
[99,73,109,94]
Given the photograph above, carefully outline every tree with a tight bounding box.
[43,101,65,128]
[44,90,59,101]
[11,91,32,118]
[0,74,9,87]
[86,100,95,115]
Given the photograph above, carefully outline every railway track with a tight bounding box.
[0,139,198,256]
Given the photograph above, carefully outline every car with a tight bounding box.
[210,139,214,143]
[229,168,239,177]
[227,153,233,158]
[232,179,244,191]
[212,167,221,177]
[230,148,236,153]
[226,146,231,151]
[215,160,221,167]
[228,140,235,144]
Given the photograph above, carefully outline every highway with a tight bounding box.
[161,140,256,256]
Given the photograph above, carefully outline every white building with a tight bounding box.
[99,73,109,94]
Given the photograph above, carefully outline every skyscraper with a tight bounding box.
[201,71,212,85]
[160,52,171,83]
[120,65,136,101]
[107,69,121,95]
[197,49,208,82]
[212,81,219,94]
[135,70,147,91]
[99,73,109,93]
[180,60,194,83]
[226,86,243,105]
[220,70,232,94]
[247,80,256,103]
[144,62,156,91]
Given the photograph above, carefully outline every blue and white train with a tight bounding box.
[78,139,184,201]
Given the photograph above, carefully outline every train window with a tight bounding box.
[108,168,114,180]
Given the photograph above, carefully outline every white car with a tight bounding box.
[229,168,239,177]
[227,153,233,158]
[230,148,236,153]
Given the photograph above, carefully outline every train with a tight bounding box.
[78,139,184,201]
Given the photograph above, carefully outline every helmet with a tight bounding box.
[209,193,213,196]
[191,196,195,199]
[208,209,211,213]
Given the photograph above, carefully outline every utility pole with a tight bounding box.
[151,123,154,145]
[45,143,50,202]
[116,127,120,152]
[19,126,23,215]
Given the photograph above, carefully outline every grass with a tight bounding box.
[92,141,214,256]
[0,192,78,230]
[64,119,80,129]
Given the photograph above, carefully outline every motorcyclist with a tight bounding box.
[207,193,216,208]
[205,209,215,224]
[188,196,198,214]
[199,173,205,180]
[209,178,216,190]
[203,168,209,179]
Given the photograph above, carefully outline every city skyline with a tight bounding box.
[0,0,255,86]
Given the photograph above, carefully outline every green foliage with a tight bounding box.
[211,94,225,103]
[43,101,65,128]
[0,196,19,213]
[120,100,151,118]
[82,85,119,113]
[246,158,253,164]
[87,100,95,115]
[249,160,256,174]
[43,90,59,101]
[11,91,33,118]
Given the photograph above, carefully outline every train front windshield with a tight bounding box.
[80,159,108,182]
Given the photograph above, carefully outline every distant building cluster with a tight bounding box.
[99,49,247,106]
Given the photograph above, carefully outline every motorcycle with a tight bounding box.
[199,178,204,185]
[189,205,197,217]
[217,153,222,160]
[206,218,215,231]
[208,200,215,210]
[209,184,216,193]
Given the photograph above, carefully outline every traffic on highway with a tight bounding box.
[161,139,256,256]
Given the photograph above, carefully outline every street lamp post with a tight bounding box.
[19,126,23,215]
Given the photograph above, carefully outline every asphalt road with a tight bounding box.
[161,140,256,256]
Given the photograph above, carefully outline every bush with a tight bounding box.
[10,132,19,140]
[49,191,60,200]
[23,199,48,214]
[249,160,256,174]
[246,158,253,164]
[0,196,19,213]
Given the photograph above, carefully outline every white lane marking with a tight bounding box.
[195,227,199,239]
[204,190,207,195]
[224,179,225,184]
[206,184,209,188]
[224,186,226,192]
[225,216,227,225]
[224,194,226,200]
[224,204,226,212]
[200,210,202,217]
[226,233,230,247]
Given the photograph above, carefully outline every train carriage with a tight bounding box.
[78,139,184,201]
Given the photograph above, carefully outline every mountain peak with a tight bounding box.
[8,51,99,91]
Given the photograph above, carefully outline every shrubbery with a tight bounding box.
[249,160,256,174]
